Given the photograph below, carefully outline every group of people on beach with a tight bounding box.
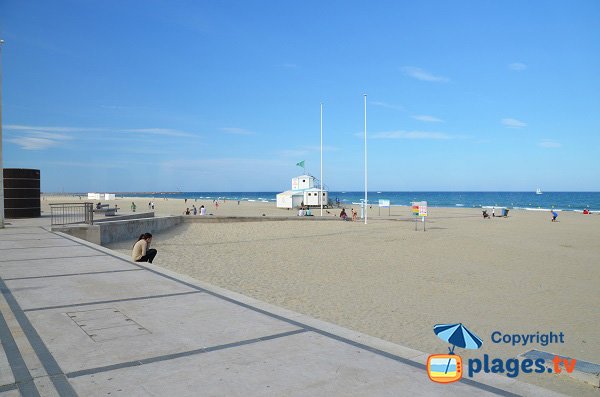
[339,208,357,221]
[184,205,206,216]
[297,207,313,216]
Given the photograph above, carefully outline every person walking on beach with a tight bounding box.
[551,210,558,222]
[132,233,157,263]
[192,205,197,215]
[131,202,136,212]
[148,202,151,210]
[215,201,219,210]
[151,201,155,210]
[200,205,206,216]
[351,208,357,222]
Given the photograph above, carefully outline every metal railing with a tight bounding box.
[50,203,94,226]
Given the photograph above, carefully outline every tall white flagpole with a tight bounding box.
[364,94,367,225]
[320,103,323,217]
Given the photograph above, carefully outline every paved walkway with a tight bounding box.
[0,224,564,396]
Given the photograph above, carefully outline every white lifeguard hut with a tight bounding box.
[276,175,328,209]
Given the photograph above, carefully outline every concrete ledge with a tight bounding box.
[520,349,600,388]
[53,216,182,245]
[51,224,102,245]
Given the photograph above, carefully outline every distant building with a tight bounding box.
[276,175,328,209]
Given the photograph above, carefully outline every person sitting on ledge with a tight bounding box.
[132,233,157,264]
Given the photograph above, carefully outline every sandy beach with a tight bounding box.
[43,196,600,395]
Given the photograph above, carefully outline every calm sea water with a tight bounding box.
[122,191,600,211]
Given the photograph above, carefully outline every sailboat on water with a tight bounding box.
[536,188,543,195]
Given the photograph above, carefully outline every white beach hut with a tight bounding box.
[277,175,328,209]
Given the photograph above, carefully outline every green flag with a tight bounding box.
[296,160,305,168]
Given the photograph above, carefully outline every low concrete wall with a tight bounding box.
[53,224,102,245]
[54,215,341,245]
[98,216,182,245]
[53,216,183,245]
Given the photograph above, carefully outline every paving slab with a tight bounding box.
[0,245,102,262]
[67,331,494,397]
[0,342,15,387]
[0,227,49,235]
[0,234,63,242]
[6,270,197,311]
[26,293,301,374]
[0,255,139,280]
[0,239,80,250]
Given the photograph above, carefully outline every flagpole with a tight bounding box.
[364,94,367,225]
[320,103,323,217]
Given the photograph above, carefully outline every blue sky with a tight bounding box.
[2,0,599,192]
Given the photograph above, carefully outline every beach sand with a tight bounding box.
[43,196,600,395]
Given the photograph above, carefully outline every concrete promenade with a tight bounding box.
[0,223,564,396]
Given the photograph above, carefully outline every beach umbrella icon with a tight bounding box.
[433,323,482,375]
[433,323,483,354]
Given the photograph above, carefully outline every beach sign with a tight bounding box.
[379,199,391,216]
[412,201,427,216]
[412,201,428,231]
[379,199,390,208]
[419,202,428,217]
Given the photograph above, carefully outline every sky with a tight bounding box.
[1,0,599,192]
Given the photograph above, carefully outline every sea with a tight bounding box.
[121,191,600,211]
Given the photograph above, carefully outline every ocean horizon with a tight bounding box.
[46,191,600,211]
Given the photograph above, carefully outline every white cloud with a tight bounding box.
[8,137,60,150]
[371,130,452,140]
[501,118,527,128]
[124,128,194,137]
[509,62,527,71]
[220,127,254,135]
[43,160,143,168]
[539,140,561,148]
[412,115,444,123]
[371,101,405,111]
[160,157,287,169]
[4,124,196,150]
[401,67,449,82]
[5,124,98,133]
